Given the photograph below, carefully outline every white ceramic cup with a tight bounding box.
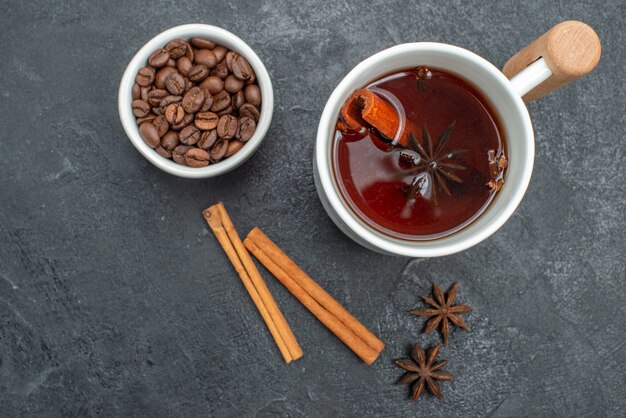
[314,42,566,257]
[118,24,273,178]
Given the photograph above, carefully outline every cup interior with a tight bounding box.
[315,43,534,257]
[118,24,273,178]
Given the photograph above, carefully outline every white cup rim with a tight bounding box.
[315,42,534,257]
[118,24,273,178]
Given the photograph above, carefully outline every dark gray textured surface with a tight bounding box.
[1,0,624,416]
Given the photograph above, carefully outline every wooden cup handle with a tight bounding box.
[502,21,601,102]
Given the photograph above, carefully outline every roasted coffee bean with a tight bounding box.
[132,99,151,117]
[172,145,193,165]
[179,125,201,145]
[185,148,210,167]
[190,37,216,49]
[225,140,244,157]
[139,122,160,148]
[161,131,179,150]
[199,76,224,95]
[147,89,169,106]
[148,48,170,68]
[199,89,214,112]
[239,103,260,121]
[135,66,155,86]
[244,84,262,107]
[239,116,256,141]
[165,39,188,59]
[225,51,237,71]
[155,145,172,158]
[217,106,233,116]
[165,72,185,95]
[211,63,229,79]
[132,83,141,100]
[167,58,176,67]
[245,69,256,84]
[212,46,227,62]
[224,74,244,93]
[182,87,205,114]
[159,95,182,113]
[140,86,150,101]
[152,115,169,137]
[184,78,193,92]
[210,139,229,162]
[231,55,253,81]
[155,66,177,89]
[198,129,218,150]
[194,112,219,130]
[210,91,231,112]
[171,113,194,130]
[176,56,192,76]
[232,91,245,109]
[189,64,209,82]
[217,115,238,139]
[136,114,156,125]
[195,49,217,68]
[165,103,185,124]
[153,107,163,116]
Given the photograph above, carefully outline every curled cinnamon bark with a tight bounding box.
[340,88,408,147]
[244,227,385,365]
[203,203,303,363]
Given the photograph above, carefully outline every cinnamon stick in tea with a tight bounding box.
[244,227,385,364]
[340,88,409,147]
[203,204,302,363]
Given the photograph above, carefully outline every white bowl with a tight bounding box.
[118,24,273,178]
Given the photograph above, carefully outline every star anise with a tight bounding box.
[411,282,472,345]
[415,66,432,93]
[487,149,508,192]
[398,121,467,204]
[395,343,454,401]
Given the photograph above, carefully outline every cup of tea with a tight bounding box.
[314,21,600,257]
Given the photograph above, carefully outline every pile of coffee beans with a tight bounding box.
[131,38,261,167]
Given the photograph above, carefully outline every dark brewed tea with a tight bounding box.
[332,68,507,240]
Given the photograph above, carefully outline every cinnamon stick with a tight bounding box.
[244,227,385,364]
[340,88,408,147]
[203,205,302,363]
[214,203,303,361]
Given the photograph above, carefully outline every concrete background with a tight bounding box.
[1,0,624,416]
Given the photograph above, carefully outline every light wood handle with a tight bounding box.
[502,21,601,102]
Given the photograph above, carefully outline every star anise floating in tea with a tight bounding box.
[395,343,454,401]
[411,282,472,345]
[397,121,467,204]
[487,149,508,192]
[415,66,432,93]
